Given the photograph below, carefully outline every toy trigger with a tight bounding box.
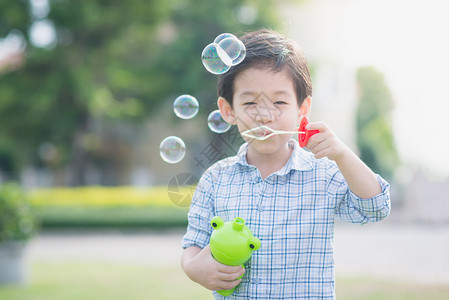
[298,117,319,148]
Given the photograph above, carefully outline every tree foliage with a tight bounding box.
[356,66,399,179]
[0,0,279,185]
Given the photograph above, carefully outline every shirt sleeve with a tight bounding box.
[326,161,391,224]
[181,170,215,249]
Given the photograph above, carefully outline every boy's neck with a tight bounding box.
[246,143,293,180]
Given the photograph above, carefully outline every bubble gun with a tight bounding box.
[210,216,261,296]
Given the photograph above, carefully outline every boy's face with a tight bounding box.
[219,67,311,155]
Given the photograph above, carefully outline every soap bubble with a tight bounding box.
[201,33,246,74]
[173,94,199,119]
[214,33,246,66]
[201,43,231,75]
[207,110,231,133]
[218,36,246,66]
[229,38,246,66]
[214,33,235,44]
[160,136,186,164]
[218,37,242,61]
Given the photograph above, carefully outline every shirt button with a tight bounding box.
[252,278,260,284]
[258,205,264,212]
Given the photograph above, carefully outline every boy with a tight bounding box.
[181,29,390,299]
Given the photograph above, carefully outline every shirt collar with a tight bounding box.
[235,139,315,174]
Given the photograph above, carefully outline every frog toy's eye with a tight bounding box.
[211,216,224,229]
[248,236,261,251]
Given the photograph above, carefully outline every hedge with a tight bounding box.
[29,186,194,207]
[28,186,194,229]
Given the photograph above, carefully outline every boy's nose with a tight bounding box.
[254,105,275,124]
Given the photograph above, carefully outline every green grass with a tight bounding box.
[336,277,449,300]
[0,262,448,300]
[34,206,189,229]
[0,262,211,300]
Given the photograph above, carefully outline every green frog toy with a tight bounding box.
[210,216,261,296]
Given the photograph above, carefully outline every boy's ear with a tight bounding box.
[298,96,312,120]
[217,97,237,125]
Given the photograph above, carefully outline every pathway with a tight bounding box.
[28,222,449,285]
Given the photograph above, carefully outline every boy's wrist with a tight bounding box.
[333,144,354,165]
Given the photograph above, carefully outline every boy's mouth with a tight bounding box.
[242,126,301,141]
[253,128,273,137]
[242,125,275,140]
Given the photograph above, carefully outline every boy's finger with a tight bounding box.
[307,130,327,146]
[305,121,327,131]
[217,264,244,274]
[219,268,245,281]
[314,147,333,159]
[310,138,334,154]
[218,279,242,291]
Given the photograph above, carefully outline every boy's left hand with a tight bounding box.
[305,122,350,161]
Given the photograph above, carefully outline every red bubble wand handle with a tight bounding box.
[298,117,319,148]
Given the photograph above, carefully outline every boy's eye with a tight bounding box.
[243,101,256,105]
[274,100,287,105]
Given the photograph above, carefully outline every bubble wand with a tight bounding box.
[241,117,319,148]
[242,126,302,140]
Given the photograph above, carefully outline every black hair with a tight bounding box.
[217,29,312,107]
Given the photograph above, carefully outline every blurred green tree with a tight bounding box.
[0,0,279,185]
[356,66,399,179]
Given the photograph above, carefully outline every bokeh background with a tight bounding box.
[0,0,448,299]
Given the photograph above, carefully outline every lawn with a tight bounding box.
[0,262,448,300]
[0,262,210,300]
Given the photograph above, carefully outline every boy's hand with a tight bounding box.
[305,122,350,162]
[305,121,383,198]
[182,245,245,292]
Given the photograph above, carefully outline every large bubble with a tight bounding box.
[207,110,231,133]
[216,34,246,66]
[228,38,246,66]
[201,33,246,74]
[201,43,231,75]
[213,33,235,44]
[160,136,186,164]
[173,94,199,119]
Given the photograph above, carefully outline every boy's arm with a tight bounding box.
[306,122,381,199]
[181,245,244,291]
[181,170,244,292]
[333,145,381,198]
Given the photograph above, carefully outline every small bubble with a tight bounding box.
[160,136,186,164]
[207,110,231,133]
[173,94,199,119]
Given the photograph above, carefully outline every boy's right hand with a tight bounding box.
[182,245,245,292]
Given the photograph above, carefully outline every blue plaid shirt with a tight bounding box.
[182,140,390,299]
